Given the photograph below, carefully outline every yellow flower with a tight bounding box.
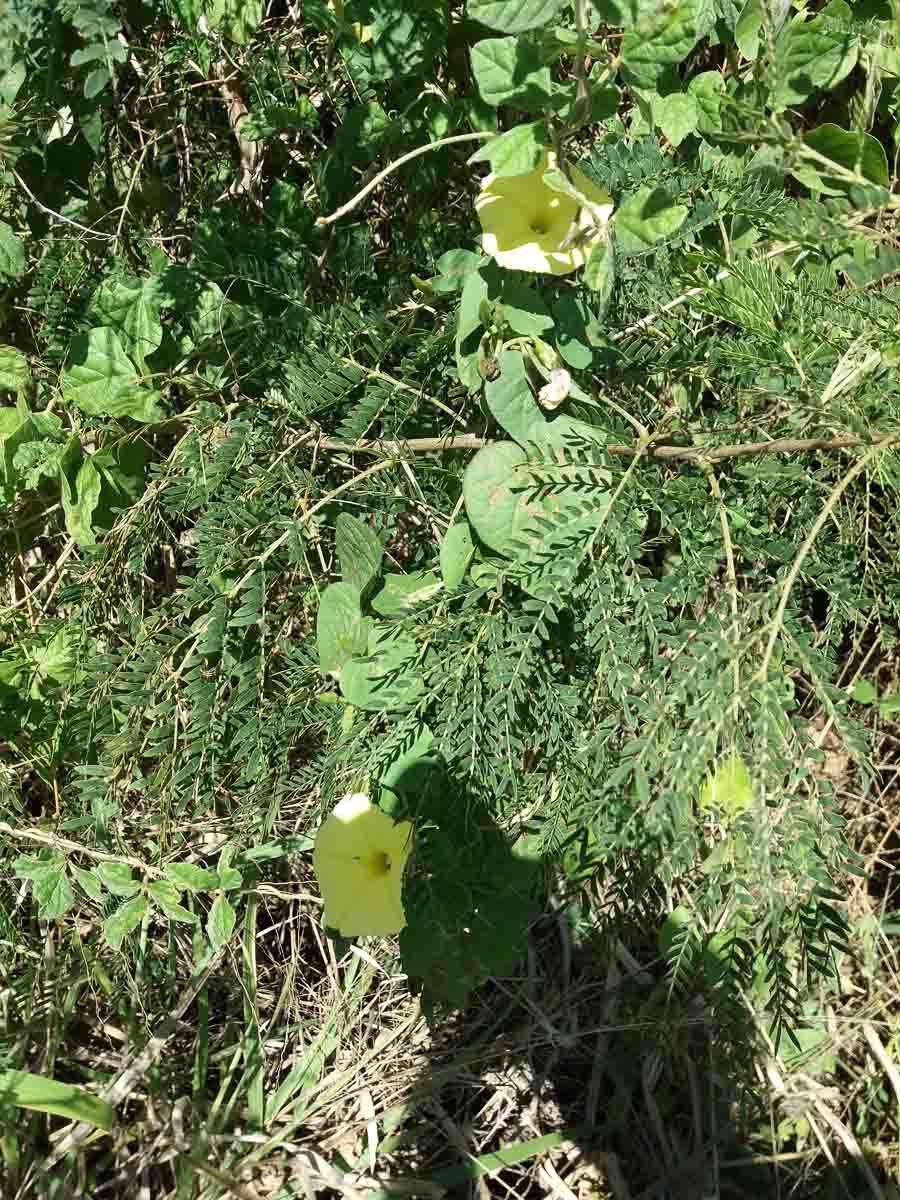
[328,0,373,42]
[313,793,413,937]
[476,153,613,276]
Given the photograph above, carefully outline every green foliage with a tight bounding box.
[317,582,371,674]
[61,328,164,422]
[468,0,562,35]
[0,223,25,281]
[3,0,900,1187]
[0,1069,113,1129]
[335,512,384,597]
[470,36,553,109]
[176,0,265,44]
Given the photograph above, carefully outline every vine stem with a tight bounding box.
[0,820,165,877]
[755,437,897,683]
[318,430,900,463]
[316,132,496,227]
[11,167,118,241]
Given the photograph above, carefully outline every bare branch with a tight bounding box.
[318,430,900,464]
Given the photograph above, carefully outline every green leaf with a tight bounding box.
[372,571,443,616]
[340,626,423,712]
[243,99,319,140]
[377,724,438,816]
[30,410,63,438]
[61,328,164,423]
[553,294,593,369]
[440,523,475,590]
[16,854,75,920]
[165,863,221,892]
[207,894,236,950]
[658,905,692,956]
[699,753,753,820]
[90,442,148,526]
[701,837,736,877]
[31,866,75,921]
[267,179,310,226]
[335,513,383,597]
[200,0,264,42]
[456,270,489,390]
[470,37,553,110]
[428,249,488,294]
[621,0,699,89]
[654,92,699,147]
[84,66,111,100]
[25,627,75,695]
[496,281,554,337]
[464,427,609,560]
[850,678,877,705]
[14,435,69,492]
[14,434,66,494]
[216,865,242,891]
[688,71,725,133]
[13,854,56,882]
[317,582,370,676]
[458,271,488,345]
[0,347,31,397]
[187,281,246,345]
[541,167,591,208]
[468,122,546,176]
[801,124,889,190]
[0,403,35,487]
[583,229,615,308]
[0,61,26,104]
[614,186,688,255]
[368,3,447,81]
[95,861,140,897]
[879,693,900,715]
[0,1070,113,1130]
[484,350,546,443]
[592,0,675,25]
[468,0,562,33]
[215,845,242,891]
[734,0,762,59]
[70,38,127,68]
[462,441,533,554]
[587,82,620,123]
[400,797,539,1010]
[60,455,102,549]
[147,881,197,923]
[0,221,25,281]
[774,11,858,108]
[72,866,104,901]
[104,895,148,949]
[90,275,164,367]
[778,1004,838,1075]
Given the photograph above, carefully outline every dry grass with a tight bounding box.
[4,701,900,1199]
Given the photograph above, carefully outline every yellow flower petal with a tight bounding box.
[313,794,413,938]
[475,153,613,276]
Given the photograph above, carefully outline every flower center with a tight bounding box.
[368,850,392,877]
[529,218,548,235]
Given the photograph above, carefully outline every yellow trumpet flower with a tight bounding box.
[476,152,613,276]
[328,0,373,42]
[313,794,413,937]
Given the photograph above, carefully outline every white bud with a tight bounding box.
[538,368,572,410]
